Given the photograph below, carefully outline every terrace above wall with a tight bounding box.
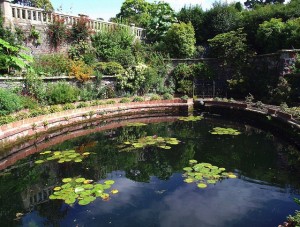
[0,0,146,40]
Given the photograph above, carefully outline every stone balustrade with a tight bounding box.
[0,1,145,39]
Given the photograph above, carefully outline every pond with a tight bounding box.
[0,111,300,227]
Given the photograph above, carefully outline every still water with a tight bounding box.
[0,113,299,227]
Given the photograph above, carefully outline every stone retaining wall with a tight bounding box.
[0,98,193,151]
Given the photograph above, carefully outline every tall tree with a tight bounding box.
[177,5,205,44]
[146,1,177,43]
[244,0,285,9]
[116,0,151,27]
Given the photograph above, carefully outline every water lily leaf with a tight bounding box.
[111,189,119,194]
[61,183,72,189]
[83,152,90,156]
[75,178,86,183]
[104,180,115,185]
[183,167,193,172]
[54,151,61,156]
[54,187,61,191]
[62,178,72,183]
[207,180,217,184]
[83,184,94,189]
[84,180,93,184]
[35,160,44,164]
[74,159,83,163]
[78,199,90,205]
[75,187,85,193]
[58,159,65,163]
[42,151,52,155]
[189,160,198,164]
[228,174,237,178]
[124,141,131,145]
[197,183,207,188]
[49,195,57,200]
[184,178,194,183]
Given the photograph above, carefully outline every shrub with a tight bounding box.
[106,100,116,104]
[46,82,79,105]
[150,94,161,101]
[0,115,15,125]
[163,93,173,100]
[15,112,29,121]
[69,16,91,42]
[29,108,45,117]
[68,41,96,65]
[68,60,94,82]
[21,96,40,110]
[24,73,47,102]
[63,103,76,110]
[0,89,24,115]
[191,63,215,80]
[119,98,131,103]
[77,102,90,108]
[47,16,68,51]
[164,22,196,58]
[133,96,144,102]
[49,105,63,113]
[181,95,189,100]
[94,62,125,75]
[91,100,103,106]
[32,54,70,77]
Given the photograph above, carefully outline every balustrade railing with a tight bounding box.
[1,1,145,39]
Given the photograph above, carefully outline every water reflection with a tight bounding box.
[0,116,300,226]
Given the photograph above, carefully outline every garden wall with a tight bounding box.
[0,1,145,55]
[169,49,300,78]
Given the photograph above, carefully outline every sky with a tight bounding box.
[50,0,239,21]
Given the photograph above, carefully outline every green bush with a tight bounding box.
[181,95,189,100]
[21,96,40,110]
[63,103,76,110]
[48,105,63,113]
[191,63,215,80]
[119,97,131,103]
[164,22,196,58]
[0,89,24,115]
[133,96,144,102]
[106,100,116,104]
[77,102,90,108]
[32,54,70,76]
[29,108,45,117]
[150,94,161,101]
[163,93,173,100]
[94,62,125,75]
[0,115,15,125]
[46,82,79,105]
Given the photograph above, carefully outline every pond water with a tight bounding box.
[1,112,300,227]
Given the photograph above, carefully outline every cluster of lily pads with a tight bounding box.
[49,177,118,206]
[120,136,180,151]
[209,127,241,135]
[126,122,147,127]
[35,150,91,164]
[183,160,237,189]
[178,116,204,122]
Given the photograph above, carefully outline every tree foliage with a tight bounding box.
[177,5,205,44]
[13,0,54,11]
[164,22,196,58]
[244,0,285,9]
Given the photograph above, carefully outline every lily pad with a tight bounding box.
[183,160,237,189]
[210,127,241,136]
[178,116,204,122]
[49,177,118,206]
[120,136,180,151]
[35,149,91,165]
[197,183,207,188]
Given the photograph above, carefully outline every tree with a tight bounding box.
[13,0,53,11]
[146,1,177,43]
[116,0,151,27]
[244,0,285,9]
[164,22,196,58]
[202,2,240,42]
[208,28,253,94]
[256,18,285,53]
[177,5,205,44]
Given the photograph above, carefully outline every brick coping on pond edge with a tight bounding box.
[0,98,193,149]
